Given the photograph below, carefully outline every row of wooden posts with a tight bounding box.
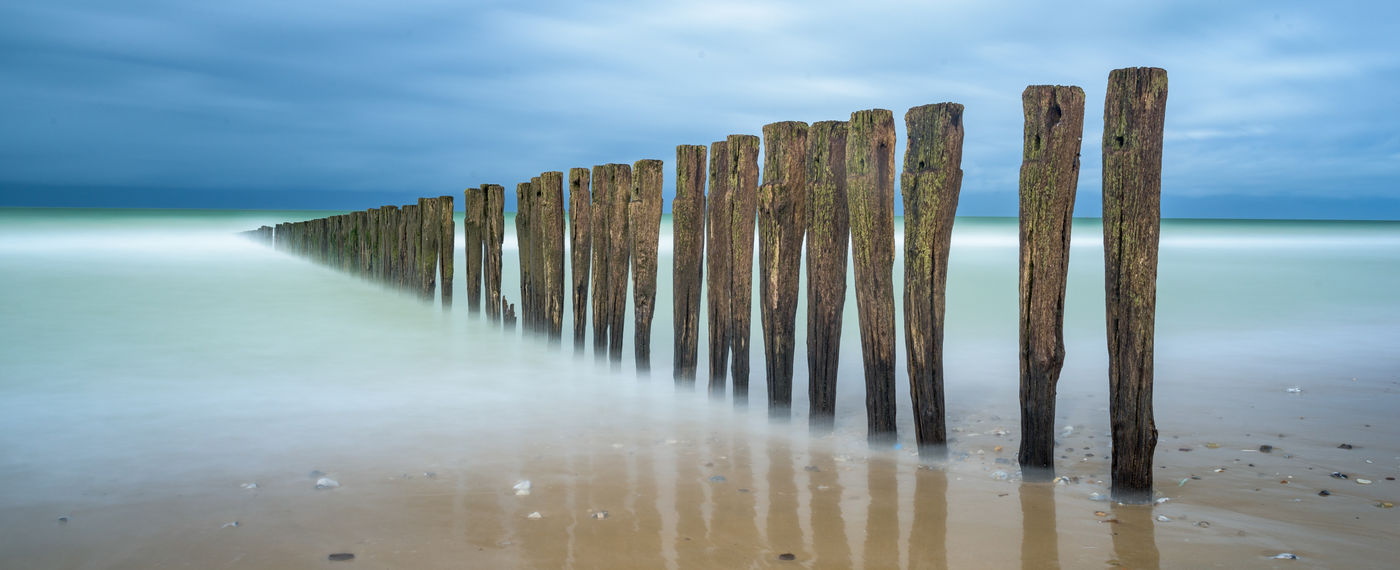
[245,67,1166,504]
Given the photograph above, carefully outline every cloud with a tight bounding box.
[0,0,1397,218]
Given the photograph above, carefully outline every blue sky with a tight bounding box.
[1,0,1397,219]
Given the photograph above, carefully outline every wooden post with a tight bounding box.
[438,195,455,309]
[806,121,849,433]
[515,182,534,332]
[728,134,760,406]
[484,184,505,322]
[758,121,808,419]
[705,141,732,398]
[846,109,898,443]
[529,175,546,334]
[1103,67,1167,504]
[502,296,517,331]
[465,187,485,314]
[1017,85,1085,478]
[673,145,707,385]
[419,197,439,301]
[540,171,566,342]
[605,163,633,367]
[590,165,612,360]
[902,103,965,456]
[569,168,592,353]
[630,159,663,374]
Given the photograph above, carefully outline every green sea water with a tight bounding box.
[1,207,1396,509]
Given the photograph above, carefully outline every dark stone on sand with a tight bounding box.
[1318,490,1331,496]
[778,553,796,561]
[328,553,355,561]
[1337,443,1354,449]
[1259,445,1273,453]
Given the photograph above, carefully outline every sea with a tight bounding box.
[1,207,1396,568]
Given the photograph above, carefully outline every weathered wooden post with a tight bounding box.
[630,159,663,374]
[569,168,592,353]
[728,134,760,406]
[438,195,455,308]
[902,103,965,456]
[846,109,898,443]
[403,204,421,293]
[484,185,505,322]
[540,171,566,342]
[515,182,534,332]
[590,165,612,360]
[806,121,849,432]
[758,121,808,419]
[418,197,439,301]
[503,296,517,331]
[1017,85,1085,479]
[605,163,633,366]
[705,141,732,397]
[465,187,485,314]
[529,175,546,333]
[673,145,707,385]
[1103,67,1167,504]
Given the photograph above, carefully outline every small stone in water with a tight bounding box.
[1378,502,1394,509]
[1195,520,1211,528]
[591,511,609,520]
[1155,515,1170,522]
[709,475,727,483]
[1356,478,1373,485]
[1272,553,1298,560]
[527,512,542,520]
[1330,472,1348,479]
[513,480,532,496]
[1259,445,1273,453]
[990,470,1009,481]
[1318,490,1331,496]
[1089,492,1108,502]
[778,553,796,561]
[1204,443,1220,449]
[1338,443,1354,450]
[222,521,239,528]
[315,477,340,490]
[328,553,355,562]
[1094,511,1108,517]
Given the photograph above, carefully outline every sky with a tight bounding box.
[1,0,1397,219]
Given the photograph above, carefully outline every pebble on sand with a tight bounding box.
[778,553,796,561]
[315,477,340,490]
[328,553,355,562]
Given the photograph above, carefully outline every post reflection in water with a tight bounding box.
[1019,482,1060,570]
[630,429,665,568]
[1111,506,1160,570]
[672,425,708,564]
[908,467,948,570]
[765,437,804,560]
[806,438,851,567]
[864,454,900,567]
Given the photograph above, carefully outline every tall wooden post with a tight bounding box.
[515,182,534,332]
[902,103,965,456]
[484,184,505,323]
[758,121,808,419]
[569,168,592,353]
[1017,85,1085,478]
[404,204,421,295]
[630,159,663,374]
[673,145,707,385]
[846,109,898,443]
[605,163,633,366]
[438,196,454,308]
[728,134,760,406]
[1103,67,1167,504]
[465,187,486,314]
[705,141,732,398]
[418,197,439,301]
[529,176,545,333]
[590,165,612,360]
[806,121,849,433]
[540,171,566,342]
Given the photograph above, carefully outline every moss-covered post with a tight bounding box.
[569,168,592,353]
[806,121,849,433]
[705,141,732,398]
[673,145,707,385]
[515,182,534,332]
[605,163,633,367]
[438,195,455,309]
[418,197,439,301]
[366,209,379,279]
[540,171,566,343]
[529,175,546,334]
[465,187,485,314]
[1017,85,1085,479]
[407,204,424,296]
[902,103,965,456]
[630,159,663,374]
[590,165,612,360]
[728,134,760,406]
[484,184,505,323]
[379,207,395,285]
[846,109,898,443]
[1103,67,1167,504]
[758,121,808,419]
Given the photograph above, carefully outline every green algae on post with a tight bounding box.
[672,145,707,385]
[437,195,454,309]
[1017,85,1085,479]
[484,184,505,323]
[515,182,533,333]
[590,164,613,360]
[728,134,760,406]
[539,171,566,343]
[845,109,898,443]
[805,120,849,433]
[1102,66,1167,504]
[757,121,808,419]
[705,141,733,397]
[465,187,486,314]
[902,103,965,456]
[605,163,633,367]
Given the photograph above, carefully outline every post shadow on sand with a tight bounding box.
[1019,482,1061,570]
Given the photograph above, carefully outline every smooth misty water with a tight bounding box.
[1,207,1397,568]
